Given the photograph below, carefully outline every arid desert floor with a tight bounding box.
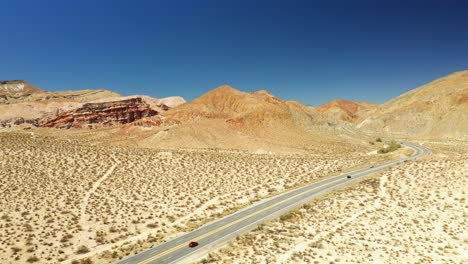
[197,142,468,264]
[0,131,389,263]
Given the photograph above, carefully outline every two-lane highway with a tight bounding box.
[117,142,430,264]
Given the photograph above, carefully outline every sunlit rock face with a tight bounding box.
[0,80,44,102]
[41,97,159,129]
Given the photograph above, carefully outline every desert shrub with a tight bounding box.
[146,223,157,228]
[26,256,39,263]
[280,211,296,221]
[76,245,90,254]
[60,233,73,243]
[378,141,401,154]
[376,138,382,142]
[10,246,22,255]
[80,258,93,264]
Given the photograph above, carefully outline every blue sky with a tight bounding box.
[1,0,467,105]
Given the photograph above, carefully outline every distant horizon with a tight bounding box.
[1,0,467,105]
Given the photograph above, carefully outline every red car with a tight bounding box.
[188,241,199,248]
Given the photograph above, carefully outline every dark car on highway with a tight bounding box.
[188,241,198,248]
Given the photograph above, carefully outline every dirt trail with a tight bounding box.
[80,161,120,228]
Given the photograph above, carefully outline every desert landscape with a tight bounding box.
[1,2,468,263]
[0,131,389,264]
[198,141,468,264]
[1,70,467,264]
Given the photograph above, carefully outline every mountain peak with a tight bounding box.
[253,89,272,95]
[211,84,242,94]
[316,98,377,123]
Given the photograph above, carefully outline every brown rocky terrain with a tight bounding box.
[41,97,160,129]
[11,84,371,153]
[357,70,468,140]
[0,80,119,105]
[0,85,122,127]
[0,80,186,129]
[316,99,377,123]
[142,84,365,152]
[0,80,44,102]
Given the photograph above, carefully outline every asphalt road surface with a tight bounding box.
[117,142,430,264]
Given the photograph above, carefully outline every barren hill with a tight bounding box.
[0,80,186,129]
[316,99,377,123]
[121,85,366,152]
[0,80,44,101]
[357,70,468,140]
[0,83,122,127]
[40,96,186,129]
[165,85,324,134]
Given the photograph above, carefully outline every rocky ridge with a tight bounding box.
[357,70,468,140]
[316,99,377,123]
[41,97,160,128]
[0,80,44,103]
[0,80,186,129]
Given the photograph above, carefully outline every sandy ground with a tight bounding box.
[198,143,467,263]
[0,131,387,264]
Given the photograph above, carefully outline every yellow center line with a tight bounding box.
[138,176,345,264]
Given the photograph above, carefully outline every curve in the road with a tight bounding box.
[116,142,430,264]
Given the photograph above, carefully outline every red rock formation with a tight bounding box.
[41,97,159,128]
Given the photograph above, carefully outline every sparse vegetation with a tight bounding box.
[196,144,467,263]
[76,245,90,254]
[378,141,401,154]
[26,256,39,263]
[279,211,297,222]
[0,131,386,263]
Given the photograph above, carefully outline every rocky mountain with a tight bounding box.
[0,80,44,102]
[0,84,121,127]
[0,80,186,128]
[91,95,186,110]
[166,85,319,131]
[131,84,364,152]
[357,70,468,140]
[5,72,465,151]
[1,89,121,104]
[316,99,377,123]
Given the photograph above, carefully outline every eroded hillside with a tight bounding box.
[358,70,468,140]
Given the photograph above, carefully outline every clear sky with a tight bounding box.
[1,0,467,105]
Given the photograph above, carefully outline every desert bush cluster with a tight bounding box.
[378,140,401,154]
